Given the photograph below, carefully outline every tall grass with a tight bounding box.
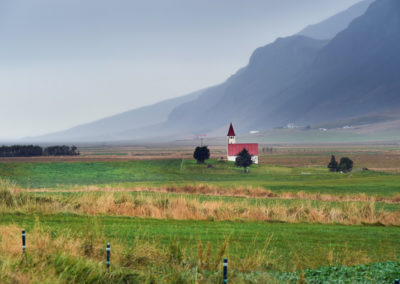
[27,184,400,204]
[1,221,393,283]
[1,188,399,225]
[0,223,279,283]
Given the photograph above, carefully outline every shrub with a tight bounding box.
[193,146,210,164]
[327,155,338,172]
[235,148,253,173]
[338,157,353,173]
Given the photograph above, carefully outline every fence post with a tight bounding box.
[22,229,26,254]
[106,243,110,269]
[223,258,228,284]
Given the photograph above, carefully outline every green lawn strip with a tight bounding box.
[1,214,399,272]
[0,159,399,196]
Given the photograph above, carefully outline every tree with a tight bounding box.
[193,146,210,164]
[338,157,353,173]
[327,155,338,172]
[235,148,253,173]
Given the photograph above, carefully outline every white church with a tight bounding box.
[226,123,259,164]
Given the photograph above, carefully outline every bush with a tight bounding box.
[235,148,253,173]
[338,157,353,173]
[193,146,210,164]
[327,155,338,172]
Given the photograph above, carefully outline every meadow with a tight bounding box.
[0,146,399,283]
[1,158,400,196]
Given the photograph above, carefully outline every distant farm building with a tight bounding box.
[226,123,259,164]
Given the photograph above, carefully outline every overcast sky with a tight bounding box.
[0,0,362,139]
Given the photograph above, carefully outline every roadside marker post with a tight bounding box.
[223,258,228,283]
[106,243,110,269]
[22,229,26,254]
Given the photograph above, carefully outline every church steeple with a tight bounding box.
[227,123,236,144]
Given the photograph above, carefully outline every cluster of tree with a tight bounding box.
[0,145,80,157]
[328,155,353,173]
[0,145,43,157]
[43,145,79,156]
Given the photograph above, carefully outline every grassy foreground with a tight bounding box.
[1,214,400,283]
[1,155,400,282]
[1,179,400,283]
[1,159,400,196]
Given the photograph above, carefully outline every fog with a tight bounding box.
[0,0,361,139]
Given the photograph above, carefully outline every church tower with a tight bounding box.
[227,123,236,144]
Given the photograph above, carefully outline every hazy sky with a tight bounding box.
[0,0,362,139]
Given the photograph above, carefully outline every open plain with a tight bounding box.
[1,144,400,283]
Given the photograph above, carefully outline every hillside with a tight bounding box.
[166,0,400,135]
[263,0,400,128]
[166,36,327,134]
[32,0,400,143]
[298,0,373,39]
[34,89,202,142]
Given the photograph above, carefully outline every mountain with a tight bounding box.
[166,36,328,134]
[166,0,400,134]
[260,0,400,127]
[35,0,400,142]
[298,0,374,40]
[35,90,202,142]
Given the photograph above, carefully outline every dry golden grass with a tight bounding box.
[4,190,400,226]
[26,184,400,204]
[1,177,398,225]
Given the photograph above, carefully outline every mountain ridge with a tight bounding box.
[31,0,400,143]
[298,0,374,39]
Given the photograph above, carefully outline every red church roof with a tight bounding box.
[228,143,258,156]
[227,123,236,136]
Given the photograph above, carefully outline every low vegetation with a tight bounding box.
[278,261,400,283]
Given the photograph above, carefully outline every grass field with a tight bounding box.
[0,146,399,283]
[2,214,400,269]
[1,158,400,196]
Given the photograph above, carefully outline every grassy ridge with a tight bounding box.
[1,159,399,196]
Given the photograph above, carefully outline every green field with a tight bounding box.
[2,214,400,271]
[1,156,400,283]
[1,159,399,196]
